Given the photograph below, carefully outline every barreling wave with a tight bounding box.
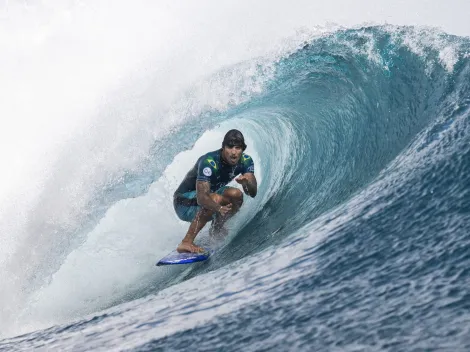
[1,25,469,344]
[190,25,470,265]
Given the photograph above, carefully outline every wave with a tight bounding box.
[1,25,469,339]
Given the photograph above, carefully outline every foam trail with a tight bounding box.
[7,125,257,334]
[0,2,307,335]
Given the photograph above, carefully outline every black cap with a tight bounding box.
[222,129,246,150]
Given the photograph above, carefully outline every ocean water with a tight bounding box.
[1,2,470,351]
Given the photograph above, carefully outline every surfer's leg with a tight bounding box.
[177,193,224,253]
[223,187,244,213]
[211,187,243,234]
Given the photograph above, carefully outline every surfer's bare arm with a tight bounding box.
[236,173,257,197]
[196,181,228,213]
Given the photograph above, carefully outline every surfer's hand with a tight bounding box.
[218,204,232,216]
[235,175,248,184]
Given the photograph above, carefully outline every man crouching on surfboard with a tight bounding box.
[173,129,258,253]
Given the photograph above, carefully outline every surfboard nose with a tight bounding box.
[156,249,211,266]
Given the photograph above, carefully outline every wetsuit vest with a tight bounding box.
[174,149,255,206]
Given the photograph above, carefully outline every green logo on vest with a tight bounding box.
[207,158,217,169]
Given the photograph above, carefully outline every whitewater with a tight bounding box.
[1,1,470,350]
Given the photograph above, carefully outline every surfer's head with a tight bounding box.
[221,129,246,165]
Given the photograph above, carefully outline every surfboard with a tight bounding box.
[156,249,211,266]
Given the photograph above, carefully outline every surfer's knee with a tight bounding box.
[225,188,243,206]
[209,193,224,204]
[225,187,243,200]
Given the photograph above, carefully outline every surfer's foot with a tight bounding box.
[177,241,205,253]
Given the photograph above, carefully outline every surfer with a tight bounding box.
[173,129,258,253]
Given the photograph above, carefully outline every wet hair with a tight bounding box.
[222,129,247,150]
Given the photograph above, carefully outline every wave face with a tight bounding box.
[1,25,470,351]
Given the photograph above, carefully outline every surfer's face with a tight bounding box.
[222,145,243,165]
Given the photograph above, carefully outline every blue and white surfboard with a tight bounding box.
[156,249,211,266]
